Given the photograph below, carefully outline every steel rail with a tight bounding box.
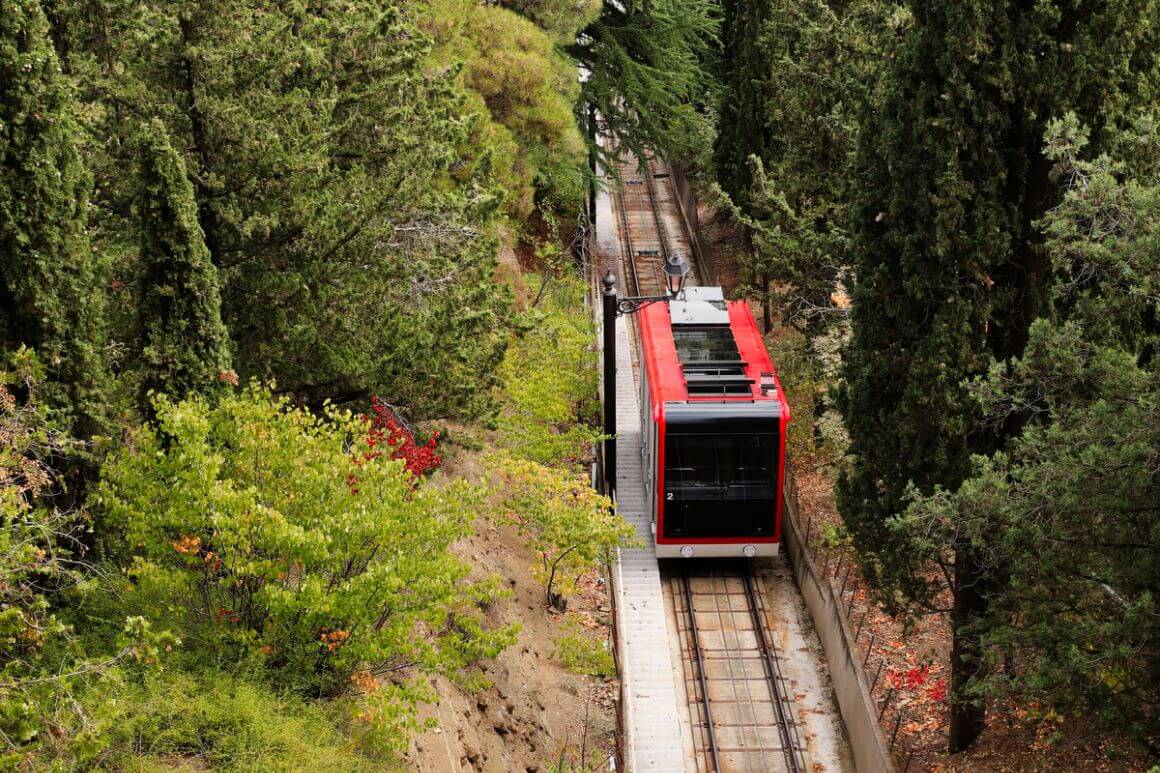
[641,156,673,264]
[615,149,670,299]
[679,569,723,773]
[705,566,761,771]
[614,154,645,299]
[742,562,805,773]
[641,157,673,294]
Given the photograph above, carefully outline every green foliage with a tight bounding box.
[765,327,847,465]
[93,386,516,700]
[491,453,635,610]
[837,0,1157,598]
[714,0,895,330]
[573,0,721,164]
[819,522,851,551]
[463,6,587,216]
[431,0,720,205]
[500,0,602,43]
[0,0,731,762]
[69,1,512,419]
[835,0,1156,748]
[1040,111,1160,351]
[716,0,892,203]
[416,0,588,220]
[135,118,231,406]
[765,331,821,460]
[31,669,386,771]
[0,351,174,763]
[0,0,109,439]
[497,273,602,467]
[552,618,614,679]
[899,116,1160,746]
[0,351,79,749]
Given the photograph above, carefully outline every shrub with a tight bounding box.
[43,669,384,771]
[415,0,587,220]
[765,325,848,465]
[552,618,614,679]
[93,386,516,703]
[0,351,83,751]
[491,453,634,610]
[367,398,443,479]
[497,273,602,468]
[0,350,173,764]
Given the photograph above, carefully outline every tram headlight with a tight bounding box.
[679,545,694,559]
[743,544,757,558]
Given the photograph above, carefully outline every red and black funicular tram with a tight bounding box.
[637,287,791,558]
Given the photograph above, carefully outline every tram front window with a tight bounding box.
[663,434,779,538]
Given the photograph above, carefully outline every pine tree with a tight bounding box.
[0,0,108,438]
[135,119,231,404]
[714,0,773,202]
[69,2,513,420]
[837,0,1156,751]
[499,0,601,42]
[900,113,1160,747]
[570,0,720,163]
[412,1,590,221]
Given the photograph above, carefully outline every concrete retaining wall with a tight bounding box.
[782,472,897,773]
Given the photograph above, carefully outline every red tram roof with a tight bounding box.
[637,293,791,421]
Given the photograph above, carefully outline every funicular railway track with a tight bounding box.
[612,147,692,298]
[610,147,807,772]
[671,562,806,772]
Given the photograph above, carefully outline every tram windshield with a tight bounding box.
[666,433,778,488]
[663,433,779,539]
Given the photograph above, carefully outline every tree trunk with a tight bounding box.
[949,546,987,753]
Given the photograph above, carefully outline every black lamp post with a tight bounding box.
[601,253,689,495]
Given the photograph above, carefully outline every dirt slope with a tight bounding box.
[405,516,617,772]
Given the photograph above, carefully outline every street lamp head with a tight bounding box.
[602,271,617,295]
[664,253,690,297]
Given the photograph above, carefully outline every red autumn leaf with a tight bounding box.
[365,398,443,480]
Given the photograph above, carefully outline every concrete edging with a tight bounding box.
[669,162,896,772]
[782,472,897,773]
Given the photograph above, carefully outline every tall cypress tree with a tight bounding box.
[838,0,1156,751]
[0,0,108,438]
[901,114,1160,747]
[713,0,889,331]
[714,0,773,202]
[135,119,231,404]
